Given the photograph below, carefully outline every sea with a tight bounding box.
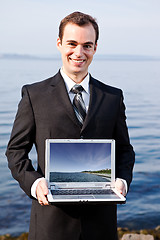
[49,172,110,182]
[0,55,160,236]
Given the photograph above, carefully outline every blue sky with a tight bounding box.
[49,143,111,172]
[1,0,160,56]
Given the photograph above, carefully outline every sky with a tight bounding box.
[1,0,160,56]
[49,143,111,172]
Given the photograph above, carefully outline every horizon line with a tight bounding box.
[0,53,160,61]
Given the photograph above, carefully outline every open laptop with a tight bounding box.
[45,139,126,204]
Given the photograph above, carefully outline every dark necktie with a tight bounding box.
[71,85,86,126]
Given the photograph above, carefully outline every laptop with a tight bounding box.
[45,139,126,204]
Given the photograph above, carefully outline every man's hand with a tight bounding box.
[115,178,126,196]
[36,179,49,206]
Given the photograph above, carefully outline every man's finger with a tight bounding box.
[115,179,126,196]
[39,179,49,195]
[36,179,49,205]
[37,186,49,205]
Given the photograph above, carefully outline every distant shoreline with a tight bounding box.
[1,53,160,61]
[85,172,111,179]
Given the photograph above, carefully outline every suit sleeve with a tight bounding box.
[6,86,42,198]
[114,91,135,191]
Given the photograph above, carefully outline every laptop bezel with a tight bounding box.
[45,139,115,187]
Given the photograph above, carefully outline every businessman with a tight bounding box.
[6,11,135,240]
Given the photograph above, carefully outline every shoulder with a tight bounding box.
[22,71,62,93]
[90,75,123,96]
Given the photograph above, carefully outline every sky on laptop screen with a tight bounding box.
[49,142,111,182]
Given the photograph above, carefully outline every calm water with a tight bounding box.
[50,172,109,182]
[0,58,160,235]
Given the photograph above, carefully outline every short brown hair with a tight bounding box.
[59,11,99,44]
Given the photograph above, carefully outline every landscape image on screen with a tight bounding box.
[49,142,111,182]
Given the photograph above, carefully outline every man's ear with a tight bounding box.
[94,43,97,53]
[57,37,62,50]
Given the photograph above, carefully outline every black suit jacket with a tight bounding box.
[6,71,135,240]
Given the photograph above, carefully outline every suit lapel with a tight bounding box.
[50,72,81,128]
[81,76,104,132]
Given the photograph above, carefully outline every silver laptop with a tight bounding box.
[45,139,126,204]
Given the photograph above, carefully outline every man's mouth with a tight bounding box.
[69,58,85,63]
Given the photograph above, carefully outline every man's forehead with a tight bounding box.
[62,23,96,42]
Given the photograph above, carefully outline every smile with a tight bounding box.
[69,58,85,63]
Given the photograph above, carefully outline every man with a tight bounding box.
[6,11,135,240]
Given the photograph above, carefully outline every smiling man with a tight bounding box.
[57,22,97,83]
[6,12,135,240]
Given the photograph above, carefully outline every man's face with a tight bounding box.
[57,23,97,83]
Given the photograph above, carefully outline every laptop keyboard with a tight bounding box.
[51,189,114,195]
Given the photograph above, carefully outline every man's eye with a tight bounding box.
[84,45,92,49]
[68,43,76,47]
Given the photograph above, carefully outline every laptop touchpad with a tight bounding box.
[78,195,94,199]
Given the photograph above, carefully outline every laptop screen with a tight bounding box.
[48,141,113,183]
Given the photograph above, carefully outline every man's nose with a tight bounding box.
[74,45,83,57]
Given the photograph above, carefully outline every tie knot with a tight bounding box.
[71,85,84,94]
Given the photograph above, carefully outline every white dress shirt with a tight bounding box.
[60,68,90,112]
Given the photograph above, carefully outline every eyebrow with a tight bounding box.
[66,40,94,45]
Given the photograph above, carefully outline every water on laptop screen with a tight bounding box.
[49,142,111,183]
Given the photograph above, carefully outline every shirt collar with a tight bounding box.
[60,68,90,94]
